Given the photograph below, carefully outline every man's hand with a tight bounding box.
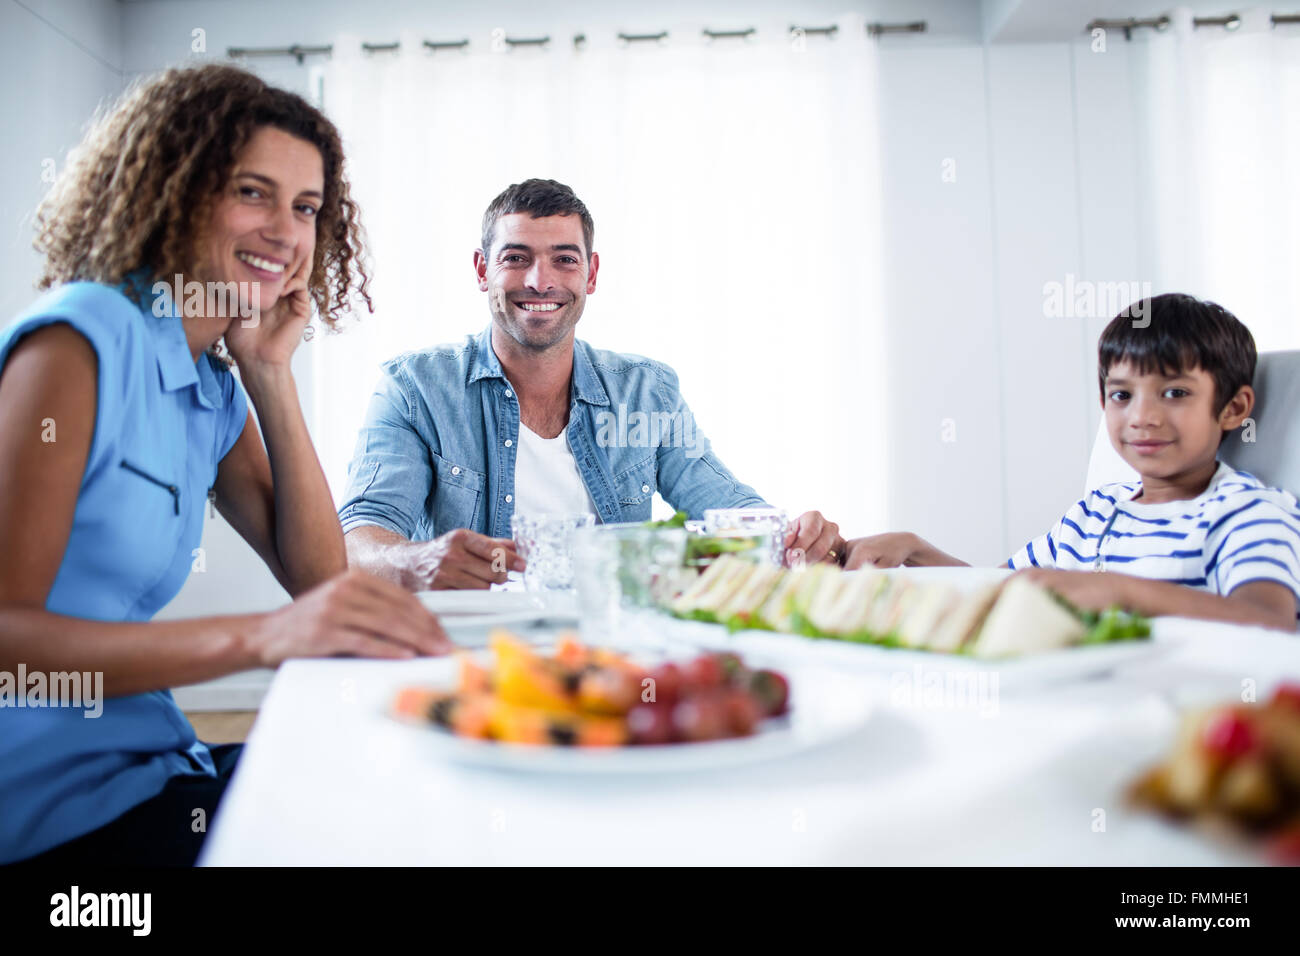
[410,529,525,590]
[842,532,920,570]
[1015,568,1134,612]
[783,510,843,567]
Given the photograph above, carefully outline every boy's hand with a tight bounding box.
[843,532,919,570]
[1015,568,1136,612]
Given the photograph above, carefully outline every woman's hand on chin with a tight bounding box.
[225,257,313,371]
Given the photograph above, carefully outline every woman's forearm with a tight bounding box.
[906,535,971,567]
[239,363,346,593]
[0,606,264,698]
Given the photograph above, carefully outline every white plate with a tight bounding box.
[657,565,1166,690]
[416,589,578,629]
[879,566,1013,590]
[387,657,873,774]
[654,617,1165,692]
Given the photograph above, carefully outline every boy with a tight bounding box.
[844,293,1300,631]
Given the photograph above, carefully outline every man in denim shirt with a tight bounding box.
[341,180,843,589]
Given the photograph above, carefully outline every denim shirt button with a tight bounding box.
[504,389,513,398]
[641,484,650,493]
[504,439,513,448]
[451,466,461,476]
[505,494,513,503]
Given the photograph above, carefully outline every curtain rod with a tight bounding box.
[1085,13,1300,40]
[226,44,332,64]
[224,21,925,60]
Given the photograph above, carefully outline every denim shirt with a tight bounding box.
[338,325,767,540]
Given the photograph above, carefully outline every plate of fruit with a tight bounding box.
[389,630,873,773]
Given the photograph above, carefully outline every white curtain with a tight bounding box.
[1131,6,1300,353]
[313,15,886,533]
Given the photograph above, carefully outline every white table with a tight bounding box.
[200,610,1300,866]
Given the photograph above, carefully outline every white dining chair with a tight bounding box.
[1084,350,1300,498]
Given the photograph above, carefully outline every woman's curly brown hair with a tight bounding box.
[35,62,371,328]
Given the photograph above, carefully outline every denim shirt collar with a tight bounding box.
[466,324,610,407]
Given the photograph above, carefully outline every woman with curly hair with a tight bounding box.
[0,64,449,866]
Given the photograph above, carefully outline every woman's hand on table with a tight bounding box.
[249,569,451,666]
[843,533,970,569]
[843,532,919,569]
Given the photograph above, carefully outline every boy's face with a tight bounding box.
[1102,360,1252,481]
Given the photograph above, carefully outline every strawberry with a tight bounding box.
[1269,682,1300,713]
[1267,822,1300,865]
[1202,711,1257,759]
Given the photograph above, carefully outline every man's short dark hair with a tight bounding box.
[1098,292,1257,416]
[481,179,594,260]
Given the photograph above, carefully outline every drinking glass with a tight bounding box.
[572,524,688,648]
[700,507,789,567]
[510,512,596,591]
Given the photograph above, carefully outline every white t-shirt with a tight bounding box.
[512,422,599,519]
[1007,462,1300,609]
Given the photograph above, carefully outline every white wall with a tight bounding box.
[876,44,1005,564]
[876,37,1146,563]
[0,0,123,322]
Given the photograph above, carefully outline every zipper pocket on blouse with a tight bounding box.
[120,459,180,515]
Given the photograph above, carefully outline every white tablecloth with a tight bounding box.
[200,610,1300,866]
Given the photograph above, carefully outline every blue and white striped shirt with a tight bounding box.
[1007,462,1300,612]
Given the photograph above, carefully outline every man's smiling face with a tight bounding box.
[475,212,599,352]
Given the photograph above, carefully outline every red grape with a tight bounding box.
[644,662,682,707]
[725,689,763,736]
[683,655,725,690]
[672,691,730,741]
[626,702,674,745]
[750,669,790,717]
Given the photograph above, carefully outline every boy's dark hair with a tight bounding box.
[480,179,594,261]
[1098,293,1257,418]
